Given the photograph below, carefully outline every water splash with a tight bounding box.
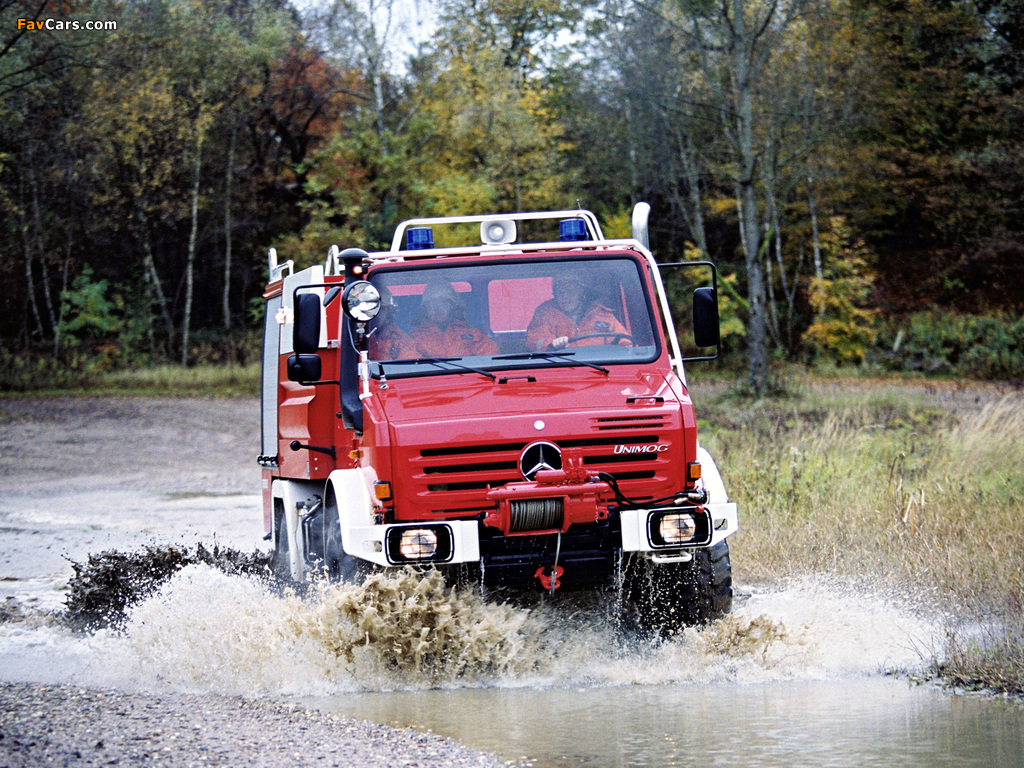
[1,558,940,695]
[63,544,273,631]
[112,566,938,696]
[123,566,548,695]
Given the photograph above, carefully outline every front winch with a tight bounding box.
[484,453,611,536]
[510,497,564,532]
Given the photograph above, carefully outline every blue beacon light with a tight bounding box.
[559,219,588,242]
[407,227,434,250]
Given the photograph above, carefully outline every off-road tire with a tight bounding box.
[322,492,370,584]
[271,504,292,582]
[623,540,733,636]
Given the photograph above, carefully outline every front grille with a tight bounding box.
[412,443,525,514]
[592,415,667,430]
[509,497,564,532]
[401,414,679,519]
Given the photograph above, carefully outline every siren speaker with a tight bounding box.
[481,219,516,245]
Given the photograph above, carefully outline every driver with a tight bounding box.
[409,280,498,357]
[526,270,629,352]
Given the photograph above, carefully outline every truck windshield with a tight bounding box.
[366,255,659,375]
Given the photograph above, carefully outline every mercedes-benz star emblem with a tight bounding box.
[519,441,562,481]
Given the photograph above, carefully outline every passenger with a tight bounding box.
[526,270,630,352]
[367,286,416,360]
[409,280,498,357]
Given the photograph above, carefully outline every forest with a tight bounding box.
[1,0,1023,392]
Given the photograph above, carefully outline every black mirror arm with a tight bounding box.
[289,440,336,460]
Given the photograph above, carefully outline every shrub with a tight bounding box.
[803,218,878,365]
[874,311,1024,379]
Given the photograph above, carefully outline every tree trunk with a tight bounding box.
[18,177,44,339]
[731,0,770,393]
[181,134,204,366]
[54,243,70,357]
[672,123,709,256]
[626,97,639,200]
[223,121,236,331]
[29,168,59,346]
[808,154,823,281]
[137,201,174,349]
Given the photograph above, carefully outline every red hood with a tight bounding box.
[378,367,681,424]
[372,367,697,522]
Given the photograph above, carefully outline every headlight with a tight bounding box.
[659,513,697,545]
[385,525,454,563]
[648,508,712,548]
[400,529,437,559]
[341,280,381,322]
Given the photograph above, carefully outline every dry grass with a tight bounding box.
[95,363,260,396]
[0,363,262,398]
[693,375,1024,694]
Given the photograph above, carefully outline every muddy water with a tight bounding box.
[317,680,1024,767]
[3,397,1023,766]
[5,563,1023,766]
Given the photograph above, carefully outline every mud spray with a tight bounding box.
[0,546,940,697]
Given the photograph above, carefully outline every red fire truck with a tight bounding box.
[259,205,737,632]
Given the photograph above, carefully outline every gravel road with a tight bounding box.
[0,397,507,768]
[0,682,503,768]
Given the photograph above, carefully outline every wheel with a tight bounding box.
[271,503,293,582]
[623,540,733,636]
[564,332,634,346]
[322,491,369,584]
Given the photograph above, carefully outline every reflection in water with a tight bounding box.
[315,680,1024,767]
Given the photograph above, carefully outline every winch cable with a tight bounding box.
[549,530,562,596]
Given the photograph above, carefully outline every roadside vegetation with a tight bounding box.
[0,358,259,398]
[694,373,1024,695]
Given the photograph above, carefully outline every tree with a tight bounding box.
[75,0,296,362]
[803,217,877,364]
[840,0,1018,311]
[649,0,811,391]
[0,0,103,350]
[416,0,583,214]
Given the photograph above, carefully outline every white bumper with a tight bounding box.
[344,520,481,568]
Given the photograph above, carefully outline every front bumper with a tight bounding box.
[342,501,738,577]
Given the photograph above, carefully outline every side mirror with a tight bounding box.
[286,353,322,383]
[293,292,321,355]
[693,287,720,348]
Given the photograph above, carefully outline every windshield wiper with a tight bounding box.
[493,351,610,375]
[380,357,497,381]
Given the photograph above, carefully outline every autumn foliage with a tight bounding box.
[1,0,1022,380]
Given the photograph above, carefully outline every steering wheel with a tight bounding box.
[564,332,635,346]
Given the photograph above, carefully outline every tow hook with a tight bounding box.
[536,530,562,594]
[535,565,563,592]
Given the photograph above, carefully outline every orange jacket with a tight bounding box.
[526,301,628,352]
[409,321,499,357]
[368,323,417,360]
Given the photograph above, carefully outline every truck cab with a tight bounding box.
[260,205,737,632]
